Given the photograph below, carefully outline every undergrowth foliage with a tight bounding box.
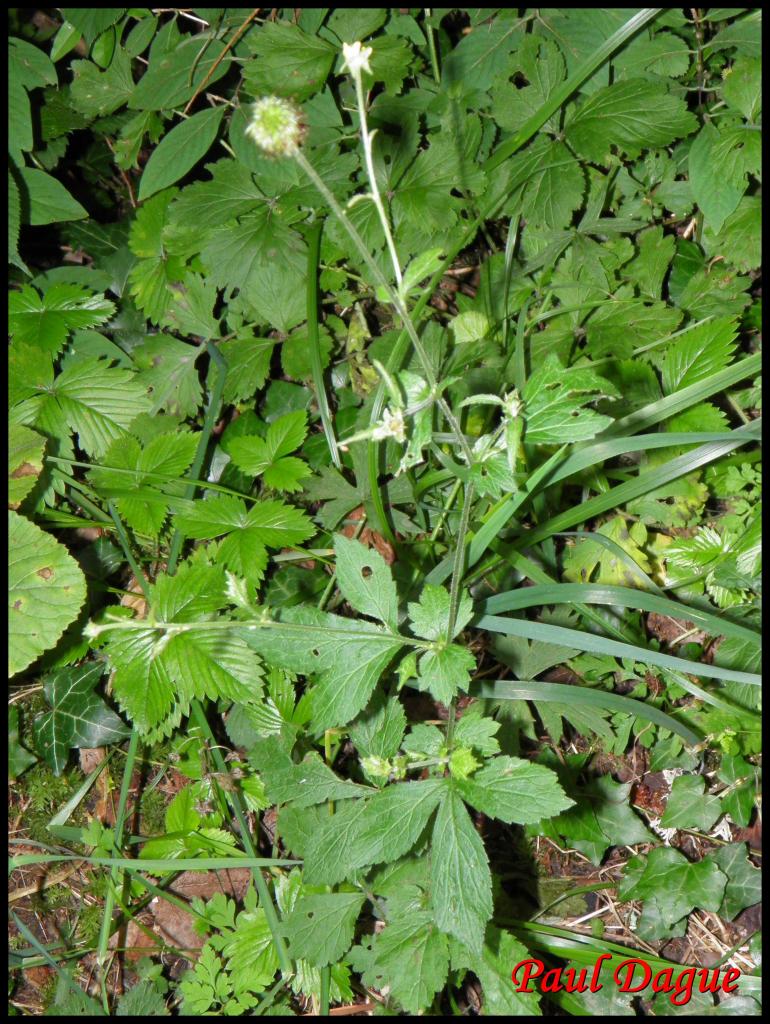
[8,8,761,1017]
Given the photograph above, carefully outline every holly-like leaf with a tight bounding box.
[333,533,398,629]
[283,892,365,968]
[9,284,115,354]
[9,511,87,677]
[34,662,129,774]
[431,785,493,954]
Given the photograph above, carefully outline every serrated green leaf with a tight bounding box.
[415,644,476,705]
[349,910,450,1014]
[9,284,115,353]
[133,334,203,417]
[661,317,738,394]
[243,22,336,101]
[9,511,87,677]
[284,892,365,968]
[250,734,370,807]
[431,785,492,953]
[334,533,398,628]
[408,584,473,642]
[565,78,697,162]
[138,106,225,202]
[451,926,542,1016]
[522,354,618,444]
[456,755,574,824]
[349,692,406,761]
[8,423,46,508]
[129,37,230,111]
[34,662,129,774]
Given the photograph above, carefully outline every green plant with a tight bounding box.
[8,7,761,1017]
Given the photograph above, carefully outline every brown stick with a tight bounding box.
[183,8,261,115]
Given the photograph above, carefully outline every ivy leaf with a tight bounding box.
[619,846,727,925]
[565,78,697,162]
[522,354,618,444]
[34,662,129,775]
[333,533,398,629]
[431,785,493,954]
[456,756,574,824]
[660,775,722,832]
[710,843,761,921]
[9,705,37,780]
[228,411,310,493]
[9,284,115,354]
[9,511,87,677]
[138,106,225,202]
[661,316,738,394]
[349,910,450,1014]
[283,892,365,968]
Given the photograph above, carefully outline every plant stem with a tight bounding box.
[424,9,441,84]
[306,218,342,469]
[189,700,294,978]
[96,727,140,1013]
[293,149,473,466]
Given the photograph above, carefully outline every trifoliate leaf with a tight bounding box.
[431,785,492,953]
[283,892,365,968]
[9,284,115,354]
[228,411,310,493]
[334,533,398,629]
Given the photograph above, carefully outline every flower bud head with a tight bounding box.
[245,96,303,157]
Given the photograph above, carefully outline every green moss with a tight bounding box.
[138,787,168,836]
